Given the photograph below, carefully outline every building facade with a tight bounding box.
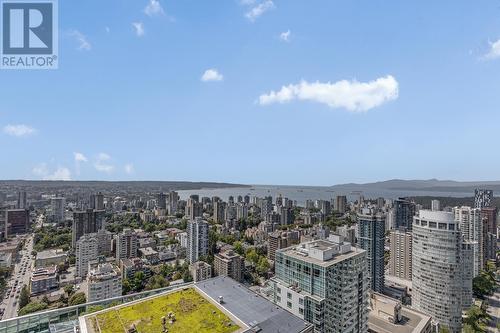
[412,210,468,333]
[357,211,385,293]
[389,228,412,281]
[213,250,244,282]
[272,236,369,333]
[186,218,209,263]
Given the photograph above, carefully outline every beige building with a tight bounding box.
[87,261,122,302]
[389,228,412,281]
[189,261,212,282]
[368,292,432,333]
[213,250,244,282]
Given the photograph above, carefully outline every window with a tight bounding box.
[287,301,292,309]
[299,308,304,315]
[299,298,304,305]
[287,292,292,299]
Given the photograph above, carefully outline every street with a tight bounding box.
[0,235,34,320]
[486,288,500,333]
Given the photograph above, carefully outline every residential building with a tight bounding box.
[394,198,416,231]
[87,261,122,302]
[115,229,138,261]
[335,195,347,214]
[368,292,432,333]
[120,258,151,280]
[431,199,440,212]
[271,236,369,333]
[358,211,385,292]
[213,200,225,223]
[5,209,29,236]
[35,249,67,268]
[267,230,300,261]
[213,250,244,282]
[453,206,482,275]
[389,228,412,281]
[474,189,493,209]
[75,234,99,277]
[51,197,66,223]
[189,261,212,282]
[72,209,105,247]
[186,218,209,263]
[412,210,467,333]
[168,191,179,215]
[30,266,58,295]
[17,191,27,209]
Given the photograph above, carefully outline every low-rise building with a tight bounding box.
[30,266,58,295]
[368,292,432,333]
[87,261,122,302]
[35,249,67,268]
[213,250,244,282]
[138,247,159,265]
[120,258,151,280]
[189,261,212,282]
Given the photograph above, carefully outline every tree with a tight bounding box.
[64,284,74,297]
[68,292,86,306]
[233,241,244,256]
[246,248,259,265]
[438,326,450,333]
[182,270,193,283]
[18,301,48,316]
[122,278,131,294]
[256,256,270,275]
[132,271,146,292]
[145,275,169,290]
[19,285,30,309]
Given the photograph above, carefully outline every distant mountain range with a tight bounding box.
[331,179,500,194]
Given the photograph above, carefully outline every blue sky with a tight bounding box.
[1,0,500,185]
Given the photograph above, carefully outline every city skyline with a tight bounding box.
[2,1,500,185]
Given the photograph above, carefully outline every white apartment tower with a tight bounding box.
[75,234,99,277]
[186,217,209,263]
[453,206,482,275]
[412,210,470,333]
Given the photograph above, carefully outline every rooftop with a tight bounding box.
[197,276,312,333]
[36,249,67,260]
[368,293,431,333]
[278,237,365,267]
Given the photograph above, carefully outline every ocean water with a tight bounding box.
[177,185,474,206]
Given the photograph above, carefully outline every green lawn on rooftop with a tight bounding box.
[92,288,240,333]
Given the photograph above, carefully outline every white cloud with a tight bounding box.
[68,30,91,51]
[97,152,111,161]
[73,152,88,175]
[280,30,291,42]
[105,26,110,33]
[132,22,145,37]
[482,39,500,60]
[245,0,275,22]
[258,75,399,112]
[44,167,72,181]
[32,163,48,177]
[201,69,224,82]
[144,0,164,16]
[94,153,114,173]
[124,163,135,174]
[32,163,71,181]
[3,124,36,137]
[240,0,257,5]
[73,152,88,162]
